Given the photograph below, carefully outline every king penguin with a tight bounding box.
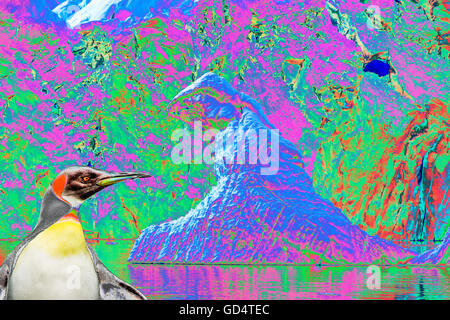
[0,166,151,300]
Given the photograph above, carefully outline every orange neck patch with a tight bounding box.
[57,211,80,223]
[52,174,67,197]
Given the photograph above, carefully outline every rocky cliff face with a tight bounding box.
[129,73,417,264]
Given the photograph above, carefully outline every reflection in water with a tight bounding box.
[1,240,449,300]
[128,264,450,300]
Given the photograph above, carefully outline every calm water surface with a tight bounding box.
[1,240,449,300]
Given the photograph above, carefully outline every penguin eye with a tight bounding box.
[82,176,91,182]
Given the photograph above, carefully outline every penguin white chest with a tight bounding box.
[8,218,100,300]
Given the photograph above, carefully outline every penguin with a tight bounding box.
[0,166,151,300]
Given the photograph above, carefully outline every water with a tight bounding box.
[1,240,449,300]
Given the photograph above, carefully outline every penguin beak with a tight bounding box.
[97,172,152,187]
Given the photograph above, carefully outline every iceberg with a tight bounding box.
[410,229,450,265]
[129,73,419,265]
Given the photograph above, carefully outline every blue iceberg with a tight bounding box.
[128,72,421,265]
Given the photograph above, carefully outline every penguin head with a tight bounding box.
[51,166,152,208]
[32,166,151,237]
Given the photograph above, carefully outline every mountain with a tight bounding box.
[0,0,198,29]
[128,72,417,264]
[51,0,201,29]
